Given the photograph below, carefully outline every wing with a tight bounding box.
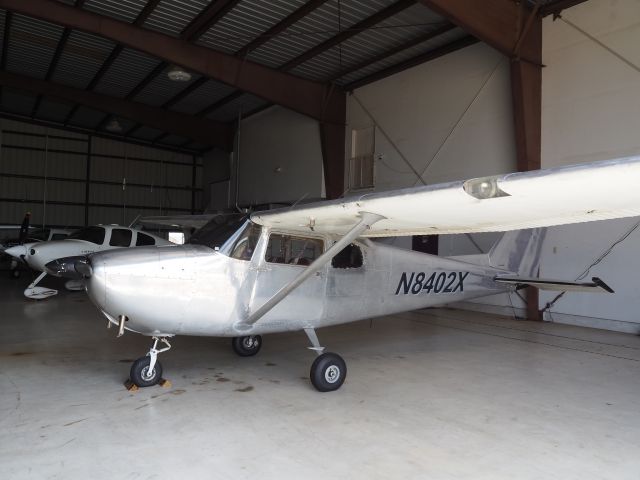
[251,157,640,237]
[138,214,220,229]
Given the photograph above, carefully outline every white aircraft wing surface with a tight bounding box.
[139,214,221,229]
[251,157,640,237]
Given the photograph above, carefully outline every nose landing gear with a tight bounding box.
[130,337,172,387]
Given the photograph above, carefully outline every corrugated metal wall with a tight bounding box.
[0,118,202,228]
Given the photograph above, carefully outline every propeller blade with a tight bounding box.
[19,212,31,245]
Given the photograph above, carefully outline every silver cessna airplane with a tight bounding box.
[58,157,640,392]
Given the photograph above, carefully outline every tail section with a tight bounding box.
[488,228,546,275]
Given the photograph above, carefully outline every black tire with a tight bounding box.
[310,352,346,392]
[231,335,262,357]
[130,356,163,387]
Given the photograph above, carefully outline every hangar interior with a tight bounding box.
[1,0,640,478]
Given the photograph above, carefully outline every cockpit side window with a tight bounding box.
[67,226,106,245]
[229,223,261,261]
[109,228,133,247]
[265,234,324,266]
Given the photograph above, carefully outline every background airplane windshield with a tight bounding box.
[67,226,106,245]
[188,215,247,250]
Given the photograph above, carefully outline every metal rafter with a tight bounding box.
[331,22,455,81]
[345,35,478,91]
[280,0,417,71]
[181,0,240,42]
[0,70,234,149]
[197,0,415,121]
[0,112,199,155]
[235,0,330,58]
[418,0,540,63]
[31,29,71,118]
[0,0,345,124]
[100,0,239,130]
[196,90,244,117]
[63,0,161,125]
[31,0,87,118]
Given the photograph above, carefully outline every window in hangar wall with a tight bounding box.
[349,127,375,190]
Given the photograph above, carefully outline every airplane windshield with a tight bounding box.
[188,215,248,250]
[27,229,50,241]
[67,226,106,245]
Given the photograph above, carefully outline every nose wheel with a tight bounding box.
[130,337,171,387]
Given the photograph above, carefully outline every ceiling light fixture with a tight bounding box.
[105,118,123,133]
[167,65,192,82]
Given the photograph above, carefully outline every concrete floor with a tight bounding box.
[1,274,640,479]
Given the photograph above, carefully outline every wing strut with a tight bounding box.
[235,212,385,331]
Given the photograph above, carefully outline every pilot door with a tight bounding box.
[251,231,327,324]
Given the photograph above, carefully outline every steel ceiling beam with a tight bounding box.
[0,71,234,150]
[0,111,200,154]
[196,90,244,117]
[196,0,412,122]
[235,0,330,58]
[280,0,417,71]
[32,0,87,118]
[0,0,345,124]
[63,0,161,125]
[332,22,455,81]
[192,0,330,120]
[418,0,540,63]
[345,35,478,91]
[31,29,71,118]
[121,1,241,136]
[181,0,240,42]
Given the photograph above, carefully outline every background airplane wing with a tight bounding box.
[138,214,221,229]
[251,157,640,237]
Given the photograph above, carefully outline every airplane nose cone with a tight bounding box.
[4,245,27,259]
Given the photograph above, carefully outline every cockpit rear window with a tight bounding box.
[67,226,106,245]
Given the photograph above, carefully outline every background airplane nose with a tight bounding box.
[4,245,27,259]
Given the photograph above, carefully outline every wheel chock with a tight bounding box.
[123,378,171,391]
[124,379,139,391]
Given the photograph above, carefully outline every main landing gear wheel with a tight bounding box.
[130,356,163,387]
[310,352,346,392]
[232,335,262,357]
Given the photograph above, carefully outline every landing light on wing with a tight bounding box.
[463,176,510,200]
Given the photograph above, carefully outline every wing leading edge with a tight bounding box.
[251,157,640,237]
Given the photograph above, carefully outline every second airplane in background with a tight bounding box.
[5,224,171,299]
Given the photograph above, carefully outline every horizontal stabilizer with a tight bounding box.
[494,276,614,293]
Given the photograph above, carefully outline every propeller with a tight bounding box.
[18,211,31,245]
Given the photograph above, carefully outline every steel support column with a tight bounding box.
[319,121,346,200]
[511,14,542,321]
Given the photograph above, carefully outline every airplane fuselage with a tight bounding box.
[85,225,510,337]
